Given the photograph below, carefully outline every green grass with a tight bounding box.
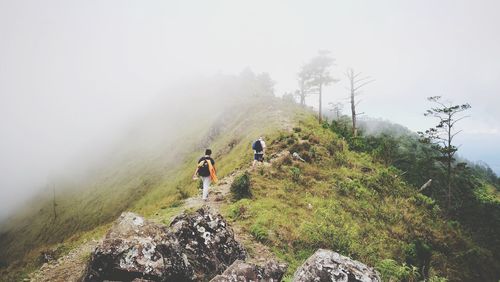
[0,97,299,280]
[3,98,499,281]
[222,113,500,281]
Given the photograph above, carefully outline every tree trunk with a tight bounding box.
[318,83,323,123]
[447,115,452,211]
[447,160,451,211]
[350,78,357,137]
[300,91,305,106]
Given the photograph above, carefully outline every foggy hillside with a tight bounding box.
[0,71,276,263]
[1,1,500,281]
[2,1,500,215]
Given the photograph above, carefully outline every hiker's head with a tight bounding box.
[205,149,212,156]
[258,137,264,141]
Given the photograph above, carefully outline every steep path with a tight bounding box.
[183,169,277,266]
[28,104,294,281]
[29,240,98,282]
[29,168,278,281]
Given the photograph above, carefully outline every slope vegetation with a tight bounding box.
[1,91,499,282]
[0,73,289,279]
[222,112,500,281]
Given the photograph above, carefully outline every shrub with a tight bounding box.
[404,240,432,279]
[230,172,252,200]
[349,136,369,152]
[286,136,297,145]
[337,179,371,199]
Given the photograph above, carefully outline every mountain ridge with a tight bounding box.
[1,91,499,281]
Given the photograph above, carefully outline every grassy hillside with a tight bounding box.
[1,93,499,281]
[221,112,500,282]
[0,94,296,280]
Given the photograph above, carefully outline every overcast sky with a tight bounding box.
[1,0,499,217]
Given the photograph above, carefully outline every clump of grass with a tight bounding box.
[289,141,311,154]
[286,136,297,145]
[250,223,269,242]
[230,172,252,200]
[375,259,420,282]
[226,199,251,220]
[290,167,301,182]
[412,193,436,209]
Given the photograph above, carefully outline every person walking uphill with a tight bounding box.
[193,149,217,201]
[252,137,266,167]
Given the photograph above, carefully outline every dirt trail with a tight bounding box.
[29,240,98,282]
[29,109,292,281]
[182,169,277,265]
[29,169,277,281]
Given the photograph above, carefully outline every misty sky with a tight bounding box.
[1,0,500,217]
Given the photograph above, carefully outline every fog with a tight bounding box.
[1,0,500,219]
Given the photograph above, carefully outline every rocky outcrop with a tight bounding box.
[292,249,380,282]
[169,207,247,279]
[210,260,287,282]
[82,207,246,281]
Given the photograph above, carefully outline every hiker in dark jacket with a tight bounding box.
[252,137,266,167]
[193,149,216,201]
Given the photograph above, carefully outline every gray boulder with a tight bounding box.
[292,249,380,282]
[169,207,247,279]
[83,207,246,281]
[210,260,287,282]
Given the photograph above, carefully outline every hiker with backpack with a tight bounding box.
[252,137,266,167]
[192,149,217,201]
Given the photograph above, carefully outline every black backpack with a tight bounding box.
[197,159,210,177]
[253,140,263,152]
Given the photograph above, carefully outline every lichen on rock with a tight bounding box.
[82,207,246,281]
[292,249,380,282]
[210,259,287,282]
